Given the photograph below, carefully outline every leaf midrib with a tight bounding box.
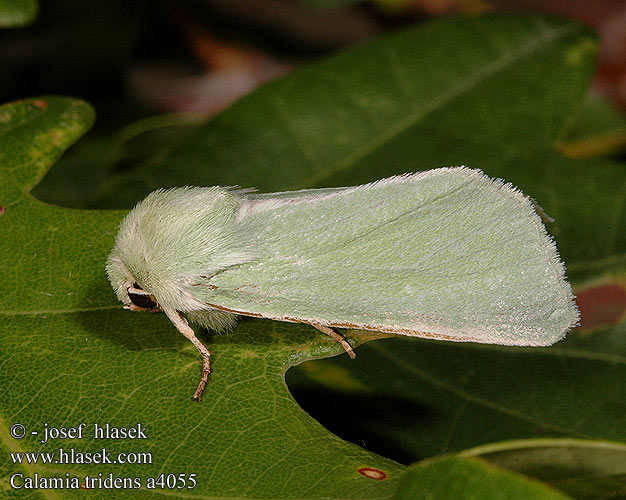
[0,305,118,316]
[290,21,582,189]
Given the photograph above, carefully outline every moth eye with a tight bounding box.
[127,285,157,309]
[128,292,157,309]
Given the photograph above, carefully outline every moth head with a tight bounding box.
[106,186,252,314]
[105,253,160,311]
[106,234,203,314]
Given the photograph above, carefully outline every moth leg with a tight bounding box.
[310,323,356,360]
[163,308,212,402]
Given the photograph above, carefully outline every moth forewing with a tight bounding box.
[208,168,578,348]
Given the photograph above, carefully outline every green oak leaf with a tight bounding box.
[461,439,626,500]
[393,455,574,500]
[0,0,37,27]
[0,97,402,498]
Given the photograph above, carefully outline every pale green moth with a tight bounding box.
[106,167,579,400]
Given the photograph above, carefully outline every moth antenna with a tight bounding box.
[310,323,356,360]
[163,308,213,401]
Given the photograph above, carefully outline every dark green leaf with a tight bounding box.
[462,439,626,500]
[288,336,626,459]
[0,0,37,27]
[88,15,599,208]
[393,456,573,500]
[558,91,626,159]
[31,114,203,208]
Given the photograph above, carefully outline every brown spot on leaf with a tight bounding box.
[79,483,88,490]
[358,467,387,480]
[0,206,5,216]
[576,284,626,329]
[31,99,48,109]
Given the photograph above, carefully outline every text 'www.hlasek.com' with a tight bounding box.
[8,422,197,490]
